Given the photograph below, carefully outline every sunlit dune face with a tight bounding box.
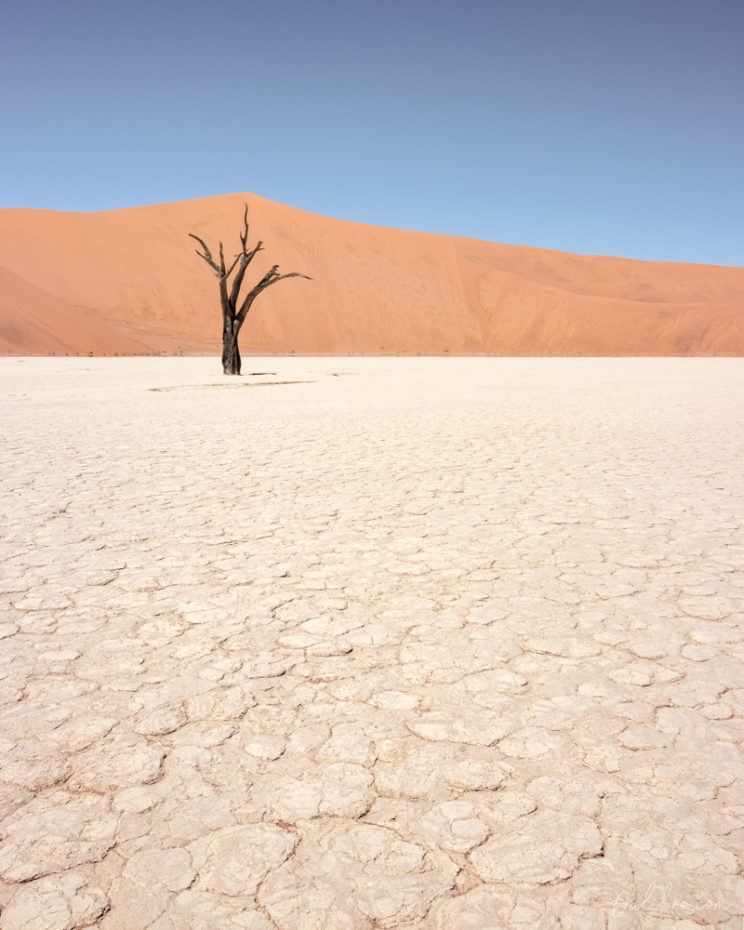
[0,193,742,357]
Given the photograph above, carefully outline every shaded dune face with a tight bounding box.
[0,193,742,355]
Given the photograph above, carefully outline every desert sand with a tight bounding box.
[1,193,743,357]
[0,356,742,928]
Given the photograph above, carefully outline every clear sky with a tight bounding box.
[1,0,742,265]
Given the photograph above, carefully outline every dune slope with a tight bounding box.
[0,193,741,355]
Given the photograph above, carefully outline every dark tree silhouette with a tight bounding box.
[189,205,310,374]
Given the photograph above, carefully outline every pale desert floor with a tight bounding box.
[0,356,742,930]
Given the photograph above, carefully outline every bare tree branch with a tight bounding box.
[236,268,312,325]
[229,241,264,307]
[188,233,222,275]
[257,264,280,287]
[224,253,242,280]
[239,203,249,251]
[188,232,212,257]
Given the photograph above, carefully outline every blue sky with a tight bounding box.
[1,0,742,264]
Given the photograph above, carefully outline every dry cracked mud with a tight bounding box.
[0,356,742,929]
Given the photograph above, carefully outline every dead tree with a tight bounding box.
[189,205,310,374]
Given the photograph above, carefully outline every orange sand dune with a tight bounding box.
[0,193,742,355]
[0,265,151,356]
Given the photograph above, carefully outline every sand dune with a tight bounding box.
[0,193,742,355]
[0,265,151,356]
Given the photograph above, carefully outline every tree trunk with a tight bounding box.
[222,322,241,375]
